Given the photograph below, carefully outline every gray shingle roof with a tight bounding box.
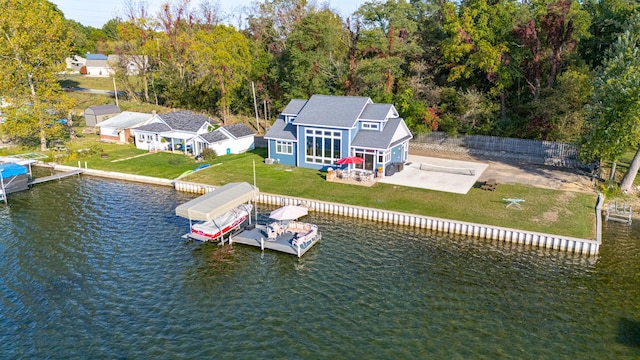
[135,122,171,133]
[264,118,297,141]
[281,99,307,115]
[224,123,255,138]
[85,59,108,67]
[292,95,371,128]
[201,131,229,143]
[158,111,217,132]
[360,103,396,120]
[351,118,412,150]
[86,105,120,115]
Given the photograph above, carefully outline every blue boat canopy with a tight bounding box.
[0,163,28,178]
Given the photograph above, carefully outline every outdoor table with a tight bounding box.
[503,198,525,210]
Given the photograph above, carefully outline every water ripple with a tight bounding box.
[0,178,638,358]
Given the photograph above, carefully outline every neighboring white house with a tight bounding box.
[133,111,256,156]
[96,111,154,143]
[134,111,219,153]
[197,123,256,155]
[65,55,86,73]
[85,54,111,76]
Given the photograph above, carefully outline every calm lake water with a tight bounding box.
[0,177,639,359]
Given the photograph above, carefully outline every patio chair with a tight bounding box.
[267,225,278,240]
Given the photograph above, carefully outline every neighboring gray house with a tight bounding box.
[84,104,121,126]
[264,94,413,173]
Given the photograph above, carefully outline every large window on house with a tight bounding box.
[305,129,341,165]
[275,140,293,155]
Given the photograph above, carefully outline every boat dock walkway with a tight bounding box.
[230,224,321,258]
[30,169,84,185]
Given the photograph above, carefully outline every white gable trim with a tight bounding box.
[390,120,413,144]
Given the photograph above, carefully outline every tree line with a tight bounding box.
[1,0,640,189]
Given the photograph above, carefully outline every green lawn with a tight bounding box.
[61,145,596,239]
[58,73,115,90]
[61,140,201,178]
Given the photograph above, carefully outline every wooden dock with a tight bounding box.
[229,224,321,257]
[30,169,83,185]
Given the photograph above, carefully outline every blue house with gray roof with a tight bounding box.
[264,95,413,173]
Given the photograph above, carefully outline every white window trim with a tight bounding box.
[362,122,379,130]
[305,128,342,165]
[275,140,293,155]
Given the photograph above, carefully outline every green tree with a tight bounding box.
[353,0,423,100]
[155,1,200,108]
[195,25,252,122]
[114,3,160,104]
[0,0,74,150]
[513,0,590,100]
[280,9,348,99]
[66,19,97,55]
[579,0,639,68]
[441,0,515,121]
[581,15,640,189]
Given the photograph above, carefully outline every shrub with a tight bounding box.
[599,180,623,198]
[200,147,217,160]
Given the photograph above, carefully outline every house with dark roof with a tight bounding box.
[134,111,219,153]
[264,95,413,173]
[197,123,256,155]
[133,111,255,157]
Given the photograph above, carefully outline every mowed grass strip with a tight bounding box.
[60,143,596,239]
[182,149,597,239]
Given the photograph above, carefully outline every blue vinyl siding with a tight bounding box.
[390,143,406,163]
[268,141,296,166]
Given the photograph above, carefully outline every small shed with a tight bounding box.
[84,105,121,126]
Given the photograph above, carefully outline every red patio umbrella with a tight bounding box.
[336,156,364,165]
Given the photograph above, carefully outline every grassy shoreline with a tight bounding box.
[58,142,597,239]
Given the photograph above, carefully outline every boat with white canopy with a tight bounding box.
[175,182,258,242]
